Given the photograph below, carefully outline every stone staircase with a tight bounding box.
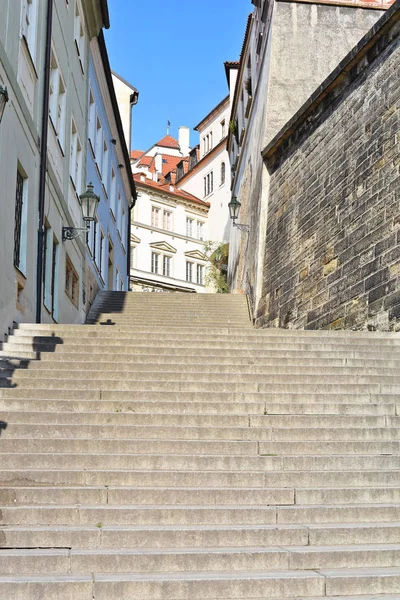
[0,291,399,598]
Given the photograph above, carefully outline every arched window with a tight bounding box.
[220,162,226,186]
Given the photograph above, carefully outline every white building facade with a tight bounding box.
[176,97,232,244]
[131,174,209,293]
[0,0,128,341]
[85,34,136,307]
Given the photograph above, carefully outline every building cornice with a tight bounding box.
[131,220,206,245]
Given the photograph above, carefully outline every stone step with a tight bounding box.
[2,423,400,441]
[12,329,400,346]
[3,377,398,394]
[2,567,400,599]
[0,397,394,416]
[7,363,400,381]
[6,353,400,375]
[1,485,400,506]
[2,544,400,575]
[259,440,400,455]
[0,466,399,487]
[1,388,397,405]
[1,503,400,526]
[0,438,259,455]
[3,452,399,472]
[0,486,293,506]
[15,322,400,339]
[3,522,400,550]
[0,410,389,429]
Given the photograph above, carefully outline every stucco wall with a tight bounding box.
[259,15,400,330]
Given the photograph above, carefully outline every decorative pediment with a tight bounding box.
[131,234,141,244]
[184,250,208,261]
[150,241,177,254]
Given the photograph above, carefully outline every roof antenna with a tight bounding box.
[166,119,171,135]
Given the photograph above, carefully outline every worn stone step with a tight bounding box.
[1,452,399,472]
[2,423,400,441]
[3,522,400,550]
[265,470,400,487]
[0,486,293,506]
[1,504,400,526]
[0,410,388,429]
[0,438,259,455]
[0,469,267,487]
[11,329,400,347]
[0,397,395,416]
[7,368,400,387]
[2,544,400,576]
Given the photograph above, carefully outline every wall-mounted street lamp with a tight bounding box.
[0,86,9,123]
[62,182,100,241]
[228,196,250,233]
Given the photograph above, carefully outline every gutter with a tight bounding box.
[36,0,54,323]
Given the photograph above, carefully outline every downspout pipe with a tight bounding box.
[36,0,54,323]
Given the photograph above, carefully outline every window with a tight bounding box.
[65,255,79,308]
[74,2,85,71]
[99,230,105,280]
[70,118,82,191]
[91,218,98,263]
[186,261,193,282]
[130,246,136,269]
[21,0,38,62]
[151,252,159,274]
[102,139,109,188]
[117,191,122,234]
[221,119,226,139]
[204,171,214,197]
[197,221,204,241]
[151,206,160,228]
[49,51,66,149]
[110,167,116,217]
[163,210,172,231]
[121,205,126,246]
[43,224,59,318]
[14,169,28,274]
[186,217,193,237]
[88,89,95,149]
[220,162,226,186]
[197,264,204,286]
[163,255,171,277]
[95,116,102,162]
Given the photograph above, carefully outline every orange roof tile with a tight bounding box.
[155,135,180,150]
[130,150,144,160]
[133,173,209,208]
[137,155,153,167]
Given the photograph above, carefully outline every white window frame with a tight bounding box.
[204,171,214,197]
[151,252,159,274]
[49,50,67,150]
[186,217,193,238]
[163,209,172,231]
[70,117,82,192]
[163,254,172,277]
[197,221,204,241]
[21,0,39,63]
[74,1,85,72]
[197,263,204,286]
[151,206,160,228]
[186,261,193,282]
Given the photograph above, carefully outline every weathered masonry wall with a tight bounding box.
[259,5,400,330]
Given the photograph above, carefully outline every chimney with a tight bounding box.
[155,153,163,178]
[178,126,190,157]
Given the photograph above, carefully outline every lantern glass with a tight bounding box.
[0,86,9,123]
[228,196,241,221]
[79,182,100,223]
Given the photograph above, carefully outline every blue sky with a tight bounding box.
[105,1,251,152]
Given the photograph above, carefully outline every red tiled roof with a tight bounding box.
[133,173,210,208]
[130,150,144,160]
[155,135,180,150]
[137,155,153,167]
[148,154,184,177]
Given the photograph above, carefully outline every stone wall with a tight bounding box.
[258,4,400,330]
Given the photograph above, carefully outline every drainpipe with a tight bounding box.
[36,0,54,323]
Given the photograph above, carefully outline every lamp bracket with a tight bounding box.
[233,222,250,233]
[62,225,89,242]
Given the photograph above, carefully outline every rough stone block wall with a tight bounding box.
[258,26,400,330]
